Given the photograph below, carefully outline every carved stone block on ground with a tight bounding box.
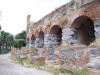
[32,56,45,64]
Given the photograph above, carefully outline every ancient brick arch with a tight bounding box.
[26,37,29,43]
[35,31,44,48]
[49,24,62,33]
[71,15,95,45]
[28,34,36,48]
[67,0,100,45]
[38,31,44,39]
[31,34,36,40]
[49,25,62,45]
[26,37,30,48]
[69,0,100,27]
[26,0,100,48]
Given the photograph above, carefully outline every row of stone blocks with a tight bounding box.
[27,25,100,48]
[59,44,100,70]
[11,44,100,70]
[11,47,46,64]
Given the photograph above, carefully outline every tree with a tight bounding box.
[0,31,14,53]
[14,39,26,49]
[15,31,26,40]
[14,30,26,49]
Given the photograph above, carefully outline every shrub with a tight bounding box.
[60,18,68,25]
[76,1,79,9]
[69,0,75,6]
[24,57,33,64]
[61,10,66,16]
[34,48,38,52]
[14,39,26,49]
[17,58,25,65]
[1,48,8,54]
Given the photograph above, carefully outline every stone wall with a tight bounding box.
[26,0,100,48]
[87,46,100,69]
[59,48,76,70]
[25,0,100,70]
[44,34,59,48]
[59,45,91,70]
[44,34,58,59]
[94,20,100,41]
[62,28,78,45]
[35,38,44,48]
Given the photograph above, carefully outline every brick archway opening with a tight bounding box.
[26,38,29,47]
[72,16,95,45]
[27,38,29,43]
[50,25,62,45]
[38,31,44,48]
[31,35,36,47]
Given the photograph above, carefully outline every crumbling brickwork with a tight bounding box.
[27,0,100,47]
[25,0,100,70]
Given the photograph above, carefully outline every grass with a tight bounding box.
[46,68,70,75]
[53,69,73,75]
[61,9,66,16]
[11,55,45,70]
[48,68,91,75]
[53,69,60,75]
[11,56,32,65]
[12,55,92,75]
[32,62,45,69]
[17,58,25,65]
[34,48,38,52]
[72,70,91,75]
[23,56,32,64]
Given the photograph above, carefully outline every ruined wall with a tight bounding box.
[26,0,100,48]
[80,0,95,5]
[25,0,100,70]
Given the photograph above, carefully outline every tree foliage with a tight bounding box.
[15,31,26,40]
[14,39,26,49]
[0,31,14,53]
[14,30,26,49]
[0,30,26,53]
[69,0,75,6]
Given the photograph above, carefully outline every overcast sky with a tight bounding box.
[0,0,70,35]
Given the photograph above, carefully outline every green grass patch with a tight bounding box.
[11,56,32,65]
[32,62,44,69]
[73,70,91,75]
[61,9,66,16]
[52,69,70,75]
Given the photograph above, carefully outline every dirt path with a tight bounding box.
[0,53,53,75]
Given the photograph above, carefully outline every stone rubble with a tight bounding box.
[35,38,44,48]
[62,28,78,45]
[59,48,76,70]
[87,47,100,69]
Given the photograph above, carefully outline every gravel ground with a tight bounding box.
[0,53,53,75]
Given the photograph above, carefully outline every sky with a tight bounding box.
[0,0,70,35]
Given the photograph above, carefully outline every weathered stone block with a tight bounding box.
[38,48,49,57]
[32,56,45,64]
[62,28,78,44]
[59,48,76,70]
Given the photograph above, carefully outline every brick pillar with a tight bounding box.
[26,15,31,48]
